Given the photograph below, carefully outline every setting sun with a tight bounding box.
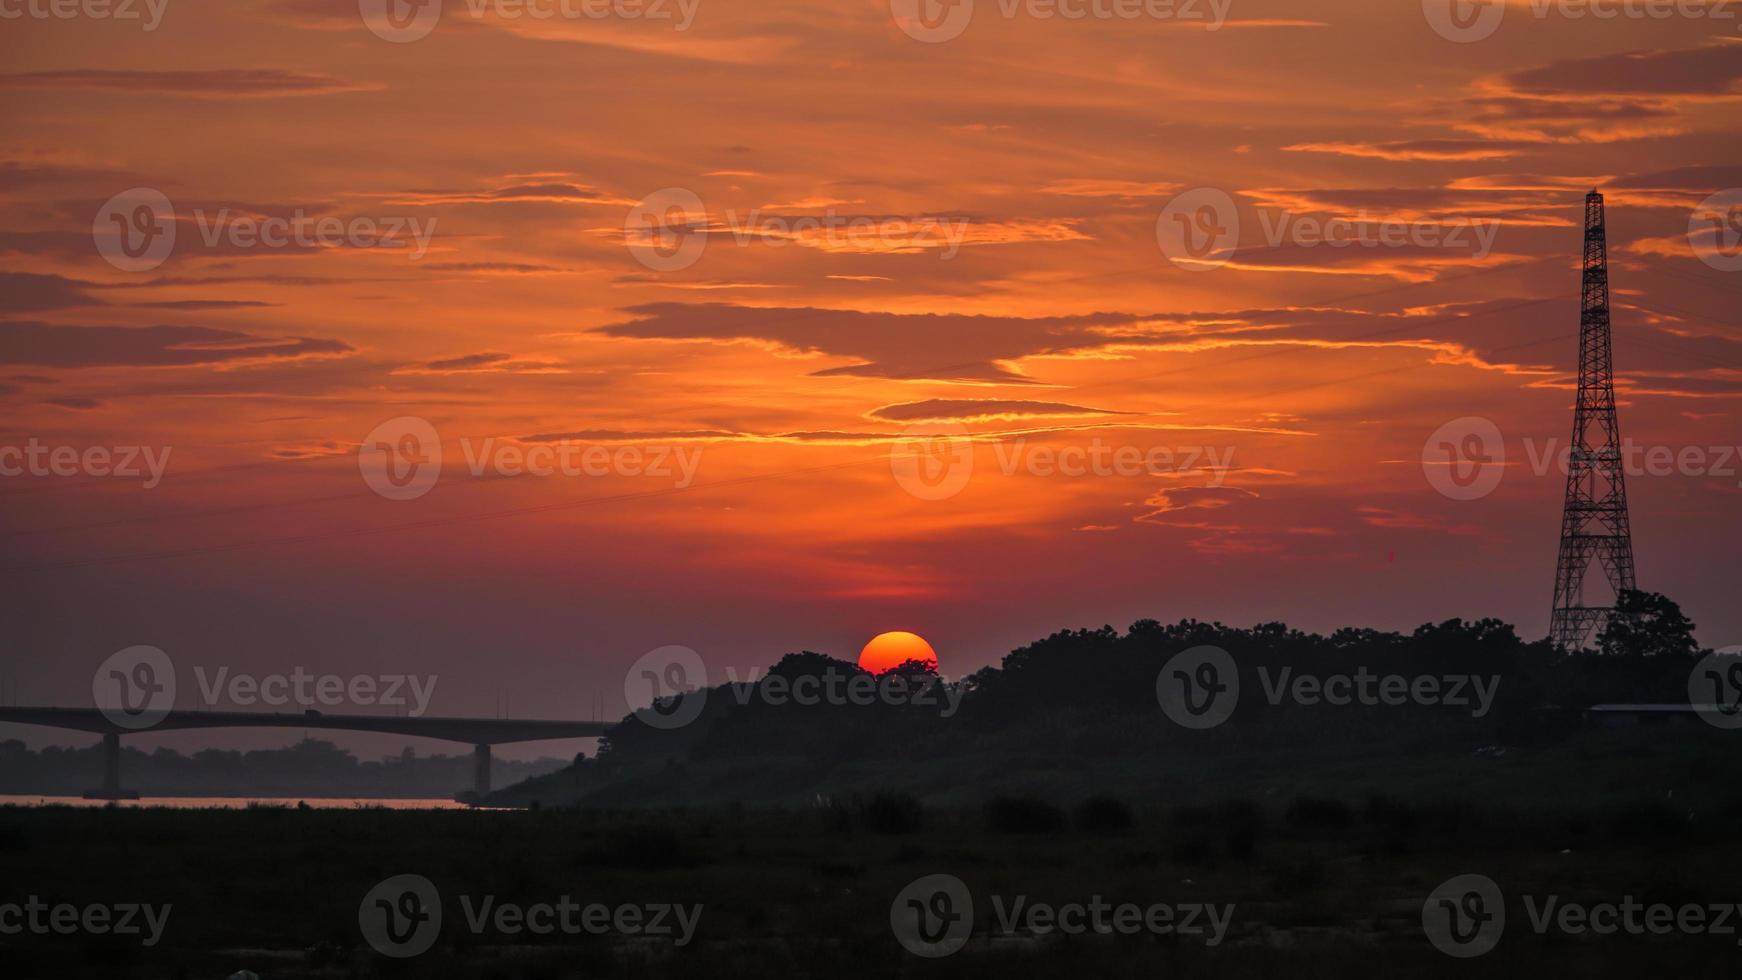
[858,631,938,675]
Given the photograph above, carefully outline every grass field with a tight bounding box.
[3,726,1739,979]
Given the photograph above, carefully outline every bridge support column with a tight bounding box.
[82,733,139,801]
[473,743,491,797]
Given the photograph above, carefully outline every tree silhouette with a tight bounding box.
[1598,590,1699,658]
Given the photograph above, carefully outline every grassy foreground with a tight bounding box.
[4,730,1740,979]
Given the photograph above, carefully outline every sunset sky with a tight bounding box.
[2,0,1739,752]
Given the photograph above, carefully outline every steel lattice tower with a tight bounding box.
[1549,190,1636,650]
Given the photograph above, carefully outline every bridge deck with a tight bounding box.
[0,706,613,744]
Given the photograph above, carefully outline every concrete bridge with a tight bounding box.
[0,706,613,802]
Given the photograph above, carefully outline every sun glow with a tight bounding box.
[857,631,939,674]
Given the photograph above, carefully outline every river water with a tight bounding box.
[0,794,476,809]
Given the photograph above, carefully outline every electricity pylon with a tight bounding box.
[1549,190,1637,650]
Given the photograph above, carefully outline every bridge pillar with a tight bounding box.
[473,743,491,797]
[82,733,139,801]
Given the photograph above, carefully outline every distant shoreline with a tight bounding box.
[0,794,477,810]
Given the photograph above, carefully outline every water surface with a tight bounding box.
[0,794,474,809]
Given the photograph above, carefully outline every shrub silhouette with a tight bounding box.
[1268,859,1329,897]
[1362,794,1419,833]
[1608,799,1689,841]
[861,792,924,835]
[1286,796,1354,833]
[1171,833,1216,865]
[985,795,1067,834]
[1073,795,1134,834]
[1218,799,1265,859]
